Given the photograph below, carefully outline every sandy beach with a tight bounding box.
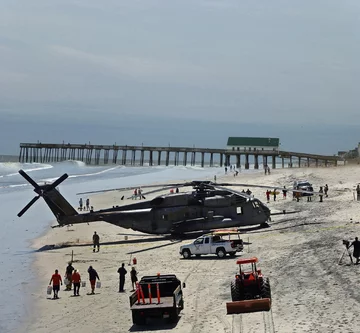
[19,165,360,333]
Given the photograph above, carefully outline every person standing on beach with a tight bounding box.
[133,188,137,200]
[93,231,100,252]
[349,237,360,265]
[307,186,313,202]
[273,189,276,201]
[117,263,127,292]
[319,186,324,202]
[79,198,83,211]
[72,269,81,296]
[65,262,74,290]
[130,267,138,292]
[88,266,100,294]
[324,184,329,198]
[86,198,90,211]
[282,186,287,199]
[266,190,270,203]
[49,269,62,299]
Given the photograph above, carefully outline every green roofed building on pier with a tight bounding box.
[227,137,280,152]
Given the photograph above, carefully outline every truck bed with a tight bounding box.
[130,296,174,310]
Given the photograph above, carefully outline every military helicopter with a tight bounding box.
[17,169,311,235]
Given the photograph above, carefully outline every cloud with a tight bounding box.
[0,70,28,83]
[49,45,210,84]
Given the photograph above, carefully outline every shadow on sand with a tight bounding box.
[179,255,239,261]
[129,316,180,332]
[37,235,177,252]
[36,231,212,252]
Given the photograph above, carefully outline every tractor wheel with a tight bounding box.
[230,280,241,301]
[182,249,191,259]
[260,278,271,299]
[216,247,226,258]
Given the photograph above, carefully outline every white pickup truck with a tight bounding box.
[179,231,243,259]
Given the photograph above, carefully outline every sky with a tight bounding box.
[1,0,360,155]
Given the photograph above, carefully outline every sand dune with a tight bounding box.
[19,165,360,333]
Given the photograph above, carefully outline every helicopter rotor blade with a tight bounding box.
[17,196,40,217]
[76,182,196,196]
[47,173,68,190]
[127,186,176,199]
[213,183,319,195]
[19,169,41,190]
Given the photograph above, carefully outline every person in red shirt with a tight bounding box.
[49,269,63,299]
[72,269,81,296]
[266,190,270,203]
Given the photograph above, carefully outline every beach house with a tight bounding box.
[226,137,280,153]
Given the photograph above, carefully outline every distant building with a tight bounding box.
[227,137,280,152]
[337,151,347,158]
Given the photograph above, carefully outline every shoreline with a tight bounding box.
[20,165,360,333]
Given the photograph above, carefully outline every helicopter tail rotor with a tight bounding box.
[17,170,73,218]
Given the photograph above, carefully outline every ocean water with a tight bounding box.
[0,160,234,333]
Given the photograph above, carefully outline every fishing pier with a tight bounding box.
[19,143,340,169]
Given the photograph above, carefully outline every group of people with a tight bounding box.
[292,184,328,202]
[49,230,139,299]
[241,189,252,196]
[224,165,240,175]
[49,262,138,299]
[78,198,91,211]
[132,188,143,200]
[117,263,138,292]
[49,263,100,299]
[266,187,287,202]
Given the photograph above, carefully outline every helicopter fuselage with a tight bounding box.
[60,189,271,234]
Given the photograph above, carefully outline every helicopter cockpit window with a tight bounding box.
[162,214,168,221]
[252,201,260,208]
[194,238,204,245]
[236,207,243,214]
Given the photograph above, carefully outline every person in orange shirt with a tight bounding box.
[72,269,81,296]
[49,269,63,299]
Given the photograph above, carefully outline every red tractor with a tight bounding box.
[226,257,271,314]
